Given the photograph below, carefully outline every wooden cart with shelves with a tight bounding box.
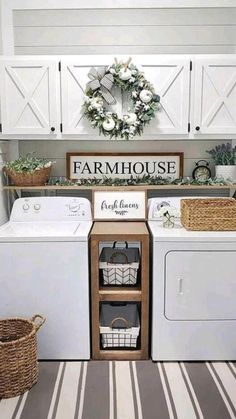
[90,221,149,360]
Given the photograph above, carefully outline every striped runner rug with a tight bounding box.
[1,361,236,419]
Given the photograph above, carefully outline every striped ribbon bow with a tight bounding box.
[86,67,115,105]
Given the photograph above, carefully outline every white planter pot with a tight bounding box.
[215,165,236,182]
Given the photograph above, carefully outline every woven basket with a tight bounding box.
[181,198,236,231]
[4,166,51,186]
[0,315,45,399]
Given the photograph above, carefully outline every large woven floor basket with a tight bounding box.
[181,198,236,231]
[5,167,51,186]
[0,315,45,399]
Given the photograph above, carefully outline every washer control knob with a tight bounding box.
[23,203,30,211]
[69,204,80,213]
[34,203,41,211]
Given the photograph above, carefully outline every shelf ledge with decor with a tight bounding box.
[3,184,236,191]
[3,181,236,217]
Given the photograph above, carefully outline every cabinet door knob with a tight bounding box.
[195,126,200,131]
[51,127,55,132]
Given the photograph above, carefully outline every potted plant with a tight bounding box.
[3,153,55,186]
[206,142,236,182]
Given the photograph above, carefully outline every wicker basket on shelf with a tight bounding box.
[4,166,51,186]
[181,198,236,231]
[0,315,45,399]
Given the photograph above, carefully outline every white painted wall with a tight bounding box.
[0,2,8,224]
[0,2,2,55]
[0,141,8,224]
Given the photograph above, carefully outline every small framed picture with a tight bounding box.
[93,190,147,221]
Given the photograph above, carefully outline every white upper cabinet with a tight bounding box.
[61,59,109,135]
[0,59,59,135]
[60,56,190,136]
[0,55,236,139]
[138,58,190,135]
[193,57,236,135]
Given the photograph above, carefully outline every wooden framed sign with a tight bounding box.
[93,190,147,220]
[67,152,184,180]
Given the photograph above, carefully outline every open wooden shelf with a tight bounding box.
[3,184,236,191]
[90,221,149,360]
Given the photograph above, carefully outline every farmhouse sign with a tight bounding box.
[67,153,183,180]
[93,191,146,220]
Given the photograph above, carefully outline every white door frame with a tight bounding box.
[1,0,236,54]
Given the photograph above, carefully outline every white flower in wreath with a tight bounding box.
[90,97,104,110]
[123,113,137,125]
[132,91,138,98]
[140,89,153,103]
[118,68,132,80]
[129,126,136,134]
[109,68,116,75]
[102,118,116,131]
[128,77,135,83]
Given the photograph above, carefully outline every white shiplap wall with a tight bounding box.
[13,8,236,55]
[0,7,230,189]
[19,139,225,179]
[12,6,235,182]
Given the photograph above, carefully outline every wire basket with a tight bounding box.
[0,314,45,399]
[181,198,236,231]
[100,303,140,348]
[99,242,140,285]
[4,167,51,186]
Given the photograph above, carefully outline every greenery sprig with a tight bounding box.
[47,175,233,187]
[4,153,55,173]
[206,143,236,165]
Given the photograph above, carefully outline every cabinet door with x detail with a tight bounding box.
[137,57,190,135]
[0,59,59,135]
[193,58,236,135]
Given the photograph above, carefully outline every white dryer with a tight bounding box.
[0,196,92,360]
[148,197,236,361]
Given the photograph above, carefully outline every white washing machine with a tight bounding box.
[0,196,92,360]
[148,197,236,361]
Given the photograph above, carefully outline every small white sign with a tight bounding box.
[93,191,146,220]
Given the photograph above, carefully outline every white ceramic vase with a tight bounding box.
[215,165,236,182]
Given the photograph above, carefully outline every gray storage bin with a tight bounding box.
[99,242,140,285]
[100,303,140,348]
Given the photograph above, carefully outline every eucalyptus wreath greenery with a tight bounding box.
[4,153,55,173]
[83,60,160,140]
[206,143,236,165]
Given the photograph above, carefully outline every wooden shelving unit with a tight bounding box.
[90,221,149,360]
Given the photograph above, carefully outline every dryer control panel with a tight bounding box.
[10,197,92,221]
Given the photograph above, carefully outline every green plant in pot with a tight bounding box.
[206,143,236,182]
[4,153,55,186]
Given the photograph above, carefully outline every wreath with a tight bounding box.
[83,58,160,140]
